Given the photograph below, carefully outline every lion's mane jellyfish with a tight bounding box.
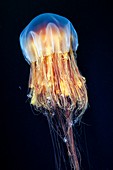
[20,13,88,170]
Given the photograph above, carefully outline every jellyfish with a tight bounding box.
[20,13,88,170]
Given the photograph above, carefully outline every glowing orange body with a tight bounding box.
[30,51,87,114]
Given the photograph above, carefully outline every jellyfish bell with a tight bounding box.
[20,13,78,63]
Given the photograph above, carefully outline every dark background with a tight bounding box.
[1,0,113,169]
